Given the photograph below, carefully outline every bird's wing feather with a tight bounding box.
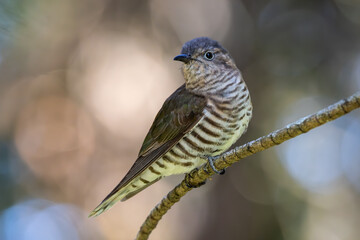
[100,84,206,203]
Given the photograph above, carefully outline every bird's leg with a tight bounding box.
[206,156,225,175]
[185,155,226,189]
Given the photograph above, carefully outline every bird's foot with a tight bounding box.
[185,169,207,188]
[206,156,225,175]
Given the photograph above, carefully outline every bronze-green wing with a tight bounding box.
[100,84,206,202]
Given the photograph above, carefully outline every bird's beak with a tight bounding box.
[173,54,191,63]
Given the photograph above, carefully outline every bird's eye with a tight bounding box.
[204,51,214,60]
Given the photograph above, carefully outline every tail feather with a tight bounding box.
[89,177,162,217]
[121,177,161,202]
[89,189,128,217]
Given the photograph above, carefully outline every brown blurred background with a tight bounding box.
[0,0,360,239]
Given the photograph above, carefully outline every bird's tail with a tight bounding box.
[89,187,129,217]
[89,177,161,217]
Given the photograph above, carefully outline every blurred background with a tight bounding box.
[0,0,359,239]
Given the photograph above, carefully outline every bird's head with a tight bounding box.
[174,37,239,93]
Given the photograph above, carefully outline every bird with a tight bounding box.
[89,37,252,217]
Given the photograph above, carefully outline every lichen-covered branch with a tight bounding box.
[136,92,360,240]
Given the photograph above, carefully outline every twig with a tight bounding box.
[136,92,360,240]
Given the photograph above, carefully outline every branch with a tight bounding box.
[136,92,360,240]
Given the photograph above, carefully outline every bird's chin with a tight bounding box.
[182,62,195,72]
[181,67,191,79]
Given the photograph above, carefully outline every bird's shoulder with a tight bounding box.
[139,84,207,156]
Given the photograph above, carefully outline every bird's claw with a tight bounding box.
[185,169,206,188]
[207,156,225,175]
[185,178,206,188]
